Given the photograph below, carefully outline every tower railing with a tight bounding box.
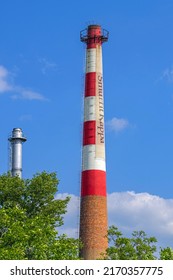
[80,28,109,44]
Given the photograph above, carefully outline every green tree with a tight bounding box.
[159,247,173,260]
[106,225,157,260]
[0,172,80,260]
[131,230,157,260]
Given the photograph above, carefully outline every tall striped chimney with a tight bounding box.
[79,25,109,260]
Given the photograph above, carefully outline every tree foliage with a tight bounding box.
[106,225,173,260]
[0,172,79,260]
[1,172,172,260]
[159,247,173,260]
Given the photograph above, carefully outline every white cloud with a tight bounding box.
[107,192,173,237]
[0,64,47,101]
[57,191,173,249]
[38,58,57,75]
[161,67,173,83]
[106,117,130,132]
[13,88,48,101]
[19,114,32,121]
[0,65,12,93]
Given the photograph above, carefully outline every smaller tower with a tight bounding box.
[8,128,27,178]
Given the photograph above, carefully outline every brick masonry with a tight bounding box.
[79,195,108,259]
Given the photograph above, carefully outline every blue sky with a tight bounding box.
[1,0,173,250]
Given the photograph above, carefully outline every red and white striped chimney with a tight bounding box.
[79,25,109,260]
